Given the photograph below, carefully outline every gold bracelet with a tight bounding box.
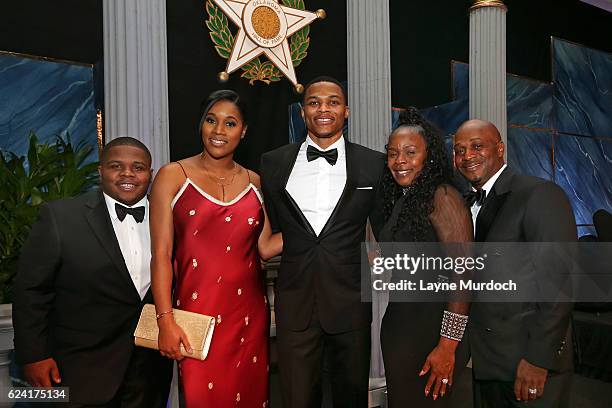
[156,310,174,320]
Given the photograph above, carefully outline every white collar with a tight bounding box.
[103,193,149,221]
[475,164,507,196]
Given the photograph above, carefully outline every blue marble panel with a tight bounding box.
[391,109,402,130]
[288,102,306,144]
[421,98,469,156]
[554,135,612,225]
[452,61,469,100]
[0,53,97,162]
[553,38,612,137]
[421,98,469,136]
[507,77,554,129]
[507,127,554,181]
[577,225,597,239]
[452,61,554,129]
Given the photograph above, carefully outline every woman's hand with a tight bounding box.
[419,337,458,400]
[157,315,192,361]
[258,206,283,261]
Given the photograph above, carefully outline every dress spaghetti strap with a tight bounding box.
[175,161,188,180]
[246,168,252,185]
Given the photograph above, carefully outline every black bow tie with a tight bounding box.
[115,203,145,223]
[464,189,487,207]
[306,145,338,166]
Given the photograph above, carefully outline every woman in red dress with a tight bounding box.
[150,90,282,407]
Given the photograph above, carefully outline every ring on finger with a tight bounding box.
[528,388,537,395]
[442,378,449,385]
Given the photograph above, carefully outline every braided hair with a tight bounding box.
[381,107,454,241]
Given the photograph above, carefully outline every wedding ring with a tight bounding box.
[528,388,537,394]
[442,378,449,384]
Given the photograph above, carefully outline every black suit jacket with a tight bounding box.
[13,190,171,404]
[261,140,385,334]
[469,168,576,381]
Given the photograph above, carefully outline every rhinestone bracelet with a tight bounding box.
[440,310,468,341]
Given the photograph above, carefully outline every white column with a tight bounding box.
[103,0,171,172]
[102,3,175,406]
[469,0,508,147]
[347,0,392,152]
[347,0,392,386]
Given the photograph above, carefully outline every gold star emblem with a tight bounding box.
[210,0,325,89]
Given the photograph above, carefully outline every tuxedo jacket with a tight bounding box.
[261,140,385,334]
[469,168,576,381]
[13,190,172,405]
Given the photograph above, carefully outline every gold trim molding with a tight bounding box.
[470,0,507,12]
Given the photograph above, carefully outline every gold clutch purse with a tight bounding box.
[134,304,216,360]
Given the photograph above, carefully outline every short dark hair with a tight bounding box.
[303,76,347,104]
[198,89,248,136]
[101,137,152,164]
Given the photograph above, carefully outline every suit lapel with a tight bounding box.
[475,168,513,241]
[85,192,141,301]
[280,143,317,237]
[319,140,355,238]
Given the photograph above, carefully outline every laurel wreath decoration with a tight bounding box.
[205,0,311,85]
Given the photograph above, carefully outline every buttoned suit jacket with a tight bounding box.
[469,167,576,381]
[13,190,172,405]
[260,140,385,334]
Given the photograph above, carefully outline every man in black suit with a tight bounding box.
[260,77,384,407]
[13,137,172,407]
[454,120,575,407]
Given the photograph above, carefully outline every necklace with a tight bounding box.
[200,154,241,201]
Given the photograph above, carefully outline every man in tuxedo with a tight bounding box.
[13,137,172,407]
[260,76,385,407]
[454,120,575,407]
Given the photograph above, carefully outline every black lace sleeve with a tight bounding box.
[429,184,473,315]
[429,184,473,243]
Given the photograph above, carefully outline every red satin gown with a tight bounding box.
[172,178,269,407]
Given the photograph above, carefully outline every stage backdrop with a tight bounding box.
[0,51,98,163]
[389,0,612,110]
[422,38,612,237]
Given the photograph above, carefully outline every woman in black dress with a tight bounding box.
[377,108,472,407]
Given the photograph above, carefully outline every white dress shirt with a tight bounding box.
[470,164,507,235]
[286,136,347,236]
[104,193,151,299]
